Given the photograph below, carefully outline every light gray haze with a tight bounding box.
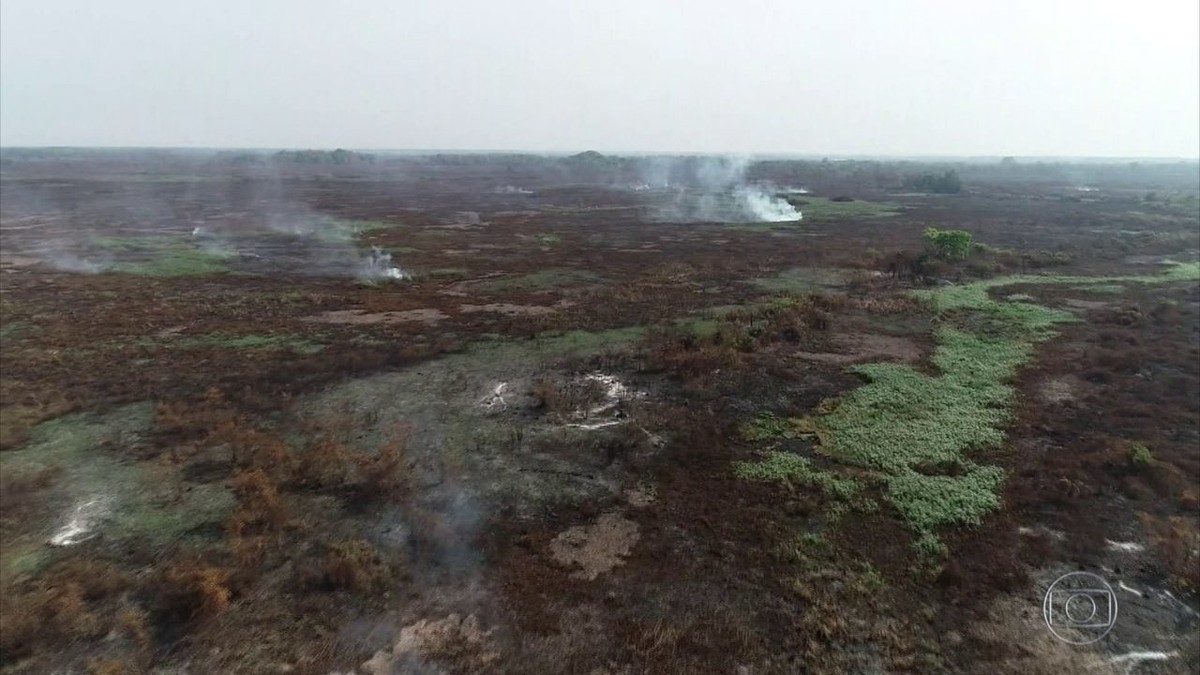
[1,0,1197,157]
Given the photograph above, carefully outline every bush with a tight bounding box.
[1130,443,1155,469]
[299,539,392,592]
[923,227,974,260]
[157,560,231,622]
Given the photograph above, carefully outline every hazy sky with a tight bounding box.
[2,0,1197,157]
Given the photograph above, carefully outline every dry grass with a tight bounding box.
[353,424,412,503]
[298,539,393,593]
[0,383,78,450]
[0,464,61,530]
[1142,513,1200,594]
[156,559,232,623]
[292,435,353,489]
[226,468,286,568]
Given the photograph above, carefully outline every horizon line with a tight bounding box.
[1,145,1198,163]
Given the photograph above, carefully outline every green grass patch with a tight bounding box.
[142,333,324,354]
[743,262,1198,555]
[752,267,846,294]
[522,233,561,247]
[111,244,233,277]
[479,267,602,292]
[0,321,35,343]
[733,452,859,499]
[0,403,233,579]
[1070,284,1124,294]
[428,268,469,279]
[739,412,807,442]
[790,197,902,220]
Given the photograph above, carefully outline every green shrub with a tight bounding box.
[1130,443,1154,468]
[923,228,974,260]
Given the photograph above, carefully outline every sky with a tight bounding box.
[1,0,1198,157]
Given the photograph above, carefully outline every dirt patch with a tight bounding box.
[1037,376,1077,404]
[625,485,657,508]
[1063,298,1112,311]
[458,300,574,317]
[354,614,498,675]
[793,332,923,365]
[549,512,639,580]
[304,308,449,325]
[0,254,41,271]
[963,595,1109,674]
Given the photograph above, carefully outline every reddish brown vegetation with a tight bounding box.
[156,559,232,623]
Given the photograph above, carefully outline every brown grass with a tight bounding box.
[156,560,232,623]
[0,381,77,450]
[1142,513,1200,594]
[353,424,412,503]
[298,539,393,593]
[0,464,61,531]
[292,435,353,489]
[226,468,286,567]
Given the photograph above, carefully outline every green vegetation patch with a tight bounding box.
[428,268,469,279]
[1069,284,1124,294]
[142,333,324,354]
[0,403,233,579]
[752,267,846,294]
[739,412,807,442]
[790,197,902,220]
[111,243,234,277]
[0,321,36,343]
[733,452,859,499]
[479,267,603,293]
[738,262,1198,555]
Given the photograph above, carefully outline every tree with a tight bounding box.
[923,227,973,260]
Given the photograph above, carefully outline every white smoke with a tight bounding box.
[34,239,112,274]
[358,245,407,281]
[734,185,802,222]
[493,185,533,195]
[646,156,802,223]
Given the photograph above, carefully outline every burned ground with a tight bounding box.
[0,153,1198,674]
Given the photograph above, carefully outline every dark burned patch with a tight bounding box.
[910,460,968,477]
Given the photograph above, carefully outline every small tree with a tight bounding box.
[923,227,973,260]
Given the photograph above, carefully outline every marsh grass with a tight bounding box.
[736,262,1200,554]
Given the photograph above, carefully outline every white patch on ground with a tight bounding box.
[458,300,574,316]
[1017,525,1066,540]
[1037,377,1077,404]
[567,373,645,431]
[49,496,108,546]
[582,373,639,416]
[1106,539,1145,553]
[567,420,623,431]
[1109,651,1178,674]
[549,512,640,580]
[479,382,508,412]
[1119,581,1144,596]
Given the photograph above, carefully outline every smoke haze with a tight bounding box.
[1,0,1197,157]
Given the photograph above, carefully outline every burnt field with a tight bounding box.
[1,150,1198,674]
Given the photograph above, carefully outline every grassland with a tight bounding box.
[790,196,902,220]
[737,262,1200,555]
[478,267,603,292]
